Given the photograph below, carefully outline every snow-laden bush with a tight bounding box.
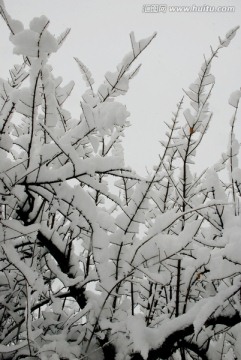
[0,2,241,359]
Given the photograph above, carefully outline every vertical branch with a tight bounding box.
[131,281,134,316]
[27,71,41,169]
[26,283,33,356]
[228,95,241,215]
[175,259,181,318]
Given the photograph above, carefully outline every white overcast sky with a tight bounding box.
[1,0,241,175]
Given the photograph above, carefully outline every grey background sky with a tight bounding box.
[1,0,241,175]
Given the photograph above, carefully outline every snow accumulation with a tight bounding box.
[0,4,241,359]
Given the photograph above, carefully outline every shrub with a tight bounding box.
[0,2,241,359]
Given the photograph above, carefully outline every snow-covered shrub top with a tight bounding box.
[0,1,241,359]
